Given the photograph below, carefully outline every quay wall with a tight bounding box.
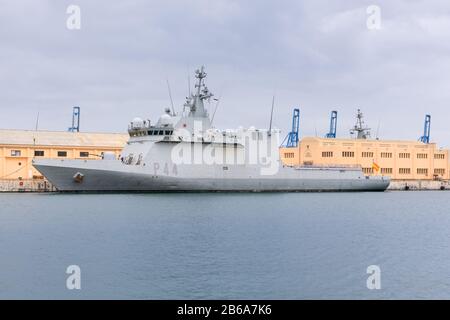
[0,179,56,192]
[1,178,449,192]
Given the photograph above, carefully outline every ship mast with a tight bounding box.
[350,109,371,139]
[186,66,213,118]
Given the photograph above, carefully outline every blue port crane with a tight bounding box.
[68,106,81,132]
[281,108,300,147]
[325,110,338,138]
[419,114,431,144]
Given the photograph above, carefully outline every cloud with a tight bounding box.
[0,0,449,146]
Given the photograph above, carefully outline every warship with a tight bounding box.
[33,67,390,192]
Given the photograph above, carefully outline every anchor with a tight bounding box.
[73,172,84,183]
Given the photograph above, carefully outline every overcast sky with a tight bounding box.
[1,0,450,146]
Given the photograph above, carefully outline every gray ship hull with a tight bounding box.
[33,159,390,192]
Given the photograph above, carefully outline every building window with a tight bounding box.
[381,152,393,158]
[342,151,354,158]
[399,168,411,174]
[362,167,374,174]
[34,150,45,157]
[284,152,295,159]
[380,168,393,174]
[434,154,445,160]
[434,168,446,175]
[362,152,374,158]
[322,151,333,158]
[398,153,410,159]
[11,150,21,157]
[417,153,428,159]
[57,151,67,157]
[80,152,89,158]
[417,168,428,175]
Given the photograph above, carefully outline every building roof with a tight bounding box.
[0,129,129,148]
[300,136,436,146]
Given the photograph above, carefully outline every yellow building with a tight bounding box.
[280,137,449,181]
[0,129,128,180]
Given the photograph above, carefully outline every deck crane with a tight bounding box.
[281,108,300,147]
[325,110,338,138]
[419,114,431,144]
[68,106,81,132]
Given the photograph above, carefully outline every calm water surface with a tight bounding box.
[0,191,449,299]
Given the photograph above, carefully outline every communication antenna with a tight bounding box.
[210,94,221,126]
[166,79,176,116]
[188,72,191,97]
[268,95,275,135]
[375,119,381,140]
[33,111,39,146]
[188,76,191,97]
[187,65,192,96]
[35,111,40,131]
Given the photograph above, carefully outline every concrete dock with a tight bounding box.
[0,179,56,192]
[388,180,450,191]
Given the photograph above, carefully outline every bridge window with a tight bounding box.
[11,150,21,157]
[34,150,45,157]
[57,151,67,157]
[80,152,89,158]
